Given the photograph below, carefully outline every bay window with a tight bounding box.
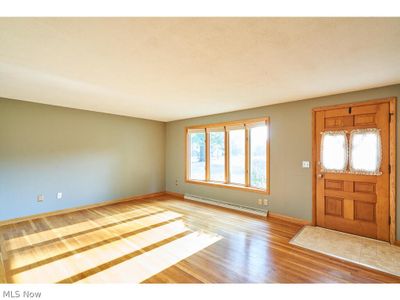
[186,117,270,194]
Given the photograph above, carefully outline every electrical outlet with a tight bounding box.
[37,194,44,202]
[263,199,269,206]
[57,192,62,199]
[302,161,310,168]
[257,199,262,205]
[175,179,178,186]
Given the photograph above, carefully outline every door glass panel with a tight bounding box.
[320,131,348,172]
[349,128,382,175]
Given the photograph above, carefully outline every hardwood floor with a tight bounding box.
[0,195,399,283]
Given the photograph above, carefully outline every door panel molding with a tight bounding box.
[312,97,396,244]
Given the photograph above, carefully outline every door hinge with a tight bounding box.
[389,165,391,174]
[389,112,394,122]
[389,215,391,225]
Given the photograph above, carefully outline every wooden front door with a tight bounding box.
[314,99,395,241]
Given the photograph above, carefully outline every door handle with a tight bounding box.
[317,174,324,179]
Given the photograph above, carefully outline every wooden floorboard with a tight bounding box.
[0,195,399,283]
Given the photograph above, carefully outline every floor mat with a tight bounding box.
[290,226,400,277]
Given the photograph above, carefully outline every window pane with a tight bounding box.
[321,131,347,172]
[189,132,206,180]
[350,129,381,174]
[229,129,245,184]
[210,131,225,182]
[250,126,267,189]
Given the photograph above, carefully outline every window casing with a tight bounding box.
[186,117,270,194]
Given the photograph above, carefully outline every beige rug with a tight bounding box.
[290,226,400,277]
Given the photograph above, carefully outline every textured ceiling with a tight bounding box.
[0,18,399,121]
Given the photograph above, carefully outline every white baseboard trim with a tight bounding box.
[184,193,267,217]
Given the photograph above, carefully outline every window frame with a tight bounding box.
[185,117,270,194]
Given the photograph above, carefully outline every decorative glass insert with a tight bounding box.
[320,131,348,173]
[349,128,382,175]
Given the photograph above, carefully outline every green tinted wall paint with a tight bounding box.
[2,85,400,240]
[165,84,400,239]
[0,98,165,221]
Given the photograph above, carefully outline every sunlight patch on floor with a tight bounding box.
[8,211,181,270]
[10,219,188,283]
[77,230,222,283]
[5,205,164,252]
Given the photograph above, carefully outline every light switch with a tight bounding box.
[302,161,310,168]
[57,192,63,199]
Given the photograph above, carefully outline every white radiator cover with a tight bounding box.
[184,194,267,217]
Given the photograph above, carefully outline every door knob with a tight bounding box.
[317,174,324,179]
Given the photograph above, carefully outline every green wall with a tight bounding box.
[165,84,400,239]
[2,84,400,239]
[0,98,165,221]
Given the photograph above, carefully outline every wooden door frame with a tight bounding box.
[311,97,397,244]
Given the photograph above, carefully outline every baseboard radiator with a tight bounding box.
[184,194,267,217]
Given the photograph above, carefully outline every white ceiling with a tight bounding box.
[0,18,399,122]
